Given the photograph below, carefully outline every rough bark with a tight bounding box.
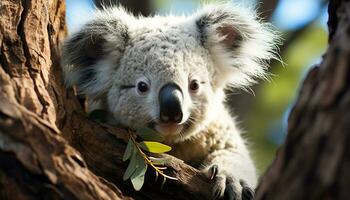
[0,1,212,200]
[255,0,350,199]
[0,1,126,199]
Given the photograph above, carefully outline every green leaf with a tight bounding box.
[123,148,137,181]
[123,148,145,181]
[139,141,172,153]
[123,140,134,161]
[130,164,147,191]
[131,171,146,191]
[136,127,164,142]
[88,109,108,123]
[149,156,172,165]
[132,161,147,178]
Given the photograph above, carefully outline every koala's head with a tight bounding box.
[62,4,278,143]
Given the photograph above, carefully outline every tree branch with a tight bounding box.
[66,109,213,199]
[256,0,350,199]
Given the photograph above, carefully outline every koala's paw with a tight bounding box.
[205,164,254,200]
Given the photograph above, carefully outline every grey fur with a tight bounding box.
[61,3,279,200]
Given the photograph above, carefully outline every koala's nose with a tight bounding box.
[159,83,183,124]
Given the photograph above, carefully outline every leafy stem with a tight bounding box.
[123,127,177,191]
[129,131,178,180]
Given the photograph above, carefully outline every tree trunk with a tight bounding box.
[0,1,128,199]
[255,0,350,199]
[0,0,349,200]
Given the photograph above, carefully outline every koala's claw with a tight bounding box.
[209,164,219,180]
[207,165,254,200]
[240,180,254,200]
[213,175,225,200]
[223,177,238,200]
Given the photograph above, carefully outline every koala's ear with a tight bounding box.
[61,7,131,99]
[194,4,279,89]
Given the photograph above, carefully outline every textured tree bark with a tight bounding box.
[0,1,126,199]
[255,0,350,199]
[0,1,212,200]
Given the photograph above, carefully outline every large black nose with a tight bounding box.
[159,83,183,123]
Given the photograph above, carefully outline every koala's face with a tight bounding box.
[62,4,278,142]
[108,26,216,141]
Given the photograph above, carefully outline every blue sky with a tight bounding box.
[66,0,95,33]
[271,0,328,30]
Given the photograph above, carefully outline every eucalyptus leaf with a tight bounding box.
[132,159,147,178]
[130,163,147,191]
[139,141,172,153]
[130,163,147,179]
[123,148,137,181]
[136,127,164,142]
[131,171,146,191]
[123,139,133,161]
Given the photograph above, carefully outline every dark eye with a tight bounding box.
[189,79,200,92]
[137,81,149,94]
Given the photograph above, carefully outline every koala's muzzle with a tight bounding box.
[159,83,183,124]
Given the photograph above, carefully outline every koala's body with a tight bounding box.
[62,3,278,200]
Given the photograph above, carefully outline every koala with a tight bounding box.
[62,3,278,200]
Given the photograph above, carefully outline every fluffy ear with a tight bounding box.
[194,4,279,89]
[61,7,132,100]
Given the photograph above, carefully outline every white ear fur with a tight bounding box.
[61,6,134,100]
[194,3,280,89]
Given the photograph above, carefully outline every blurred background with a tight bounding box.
[66,0,328,175]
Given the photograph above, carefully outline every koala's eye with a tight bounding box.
[189,79,200,92]
[137,81,149,94]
